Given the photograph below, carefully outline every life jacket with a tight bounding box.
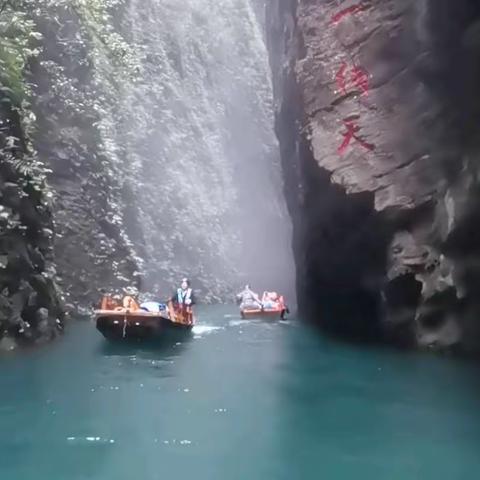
[176,287,192,305]
[263,291,280,309]
[123,295,139,310]
[101,295,117,310]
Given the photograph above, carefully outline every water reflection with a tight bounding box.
[272,324,480,479]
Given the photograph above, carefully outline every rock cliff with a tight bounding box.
[0,3,64,349]
[267,0,480,353]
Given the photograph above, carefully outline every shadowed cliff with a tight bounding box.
[267,0,480,353]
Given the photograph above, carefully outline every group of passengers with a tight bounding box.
[111,278,195,314]
[235,285,282,311]
[113,280,280,313]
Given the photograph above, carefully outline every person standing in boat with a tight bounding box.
[236,284,262,310]
[171,278,196,307]
[170,278,196,325]
[261,291,280,309]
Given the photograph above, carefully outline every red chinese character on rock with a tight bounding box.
[350,66,369,96]
[335,63,369,96]
[331,2,370,25]
[335,62,348,95]
[337,119,375,155]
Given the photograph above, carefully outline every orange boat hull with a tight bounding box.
[240,307,287,320]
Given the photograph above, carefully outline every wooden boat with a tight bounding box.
[240,306,288,320]
[240,293,289,320]
[94,295,194,341]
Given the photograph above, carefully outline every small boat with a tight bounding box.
[94,295,194,341]
[240,292,289,320]
[240,306,288,320]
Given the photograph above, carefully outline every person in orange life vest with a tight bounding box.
[261,291,280,309]
[171,278,196,308]
[122,287,139,310]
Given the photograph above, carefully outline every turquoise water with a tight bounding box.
[0,305,479,479]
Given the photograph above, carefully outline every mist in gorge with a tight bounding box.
[0,0,295,348]
[108,0,294,299]
[10,0,294,310]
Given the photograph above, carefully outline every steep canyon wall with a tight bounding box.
[1,0,293,348]
[267,0,480,352]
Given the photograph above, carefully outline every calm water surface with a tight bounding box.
[0,305,479,479]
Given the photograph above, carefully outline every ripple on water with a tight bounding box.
[162,439,193,446]
[228,319,251,327]
[192,325,223,339]
[66,436,115,445]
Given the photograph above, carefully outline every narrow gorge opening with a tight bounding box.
[1,0,296,348]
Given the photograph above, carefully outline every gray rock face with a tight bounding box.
[267,0,480,352]
[0,95,64,347]
[29,5,141,306]
[27,0,293,305]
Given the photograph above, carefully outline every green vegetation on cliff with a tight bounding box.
[0,0,136,348]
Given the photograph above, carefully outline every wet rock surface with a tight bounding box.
[1,96,64,349]
[267,0,480,353]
